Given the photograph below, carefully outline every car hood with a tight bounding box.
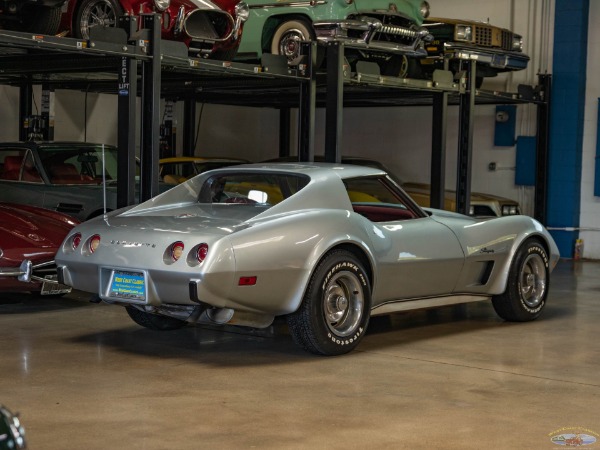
[403,182,518,203]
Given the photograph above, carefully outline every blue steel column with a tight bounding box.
[139,14,161,201]
[547,0,589,256]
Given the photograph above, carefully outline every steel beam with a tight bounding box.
[279,108,291,157]
[324,42,344,163]
[116,54,138,208]
[18,81,32,141]
[183,99,196,156]
[139,14,161,201]
[297,42,316,162]
[456,61,476,215]
[431,91,448,209]
[534,74,551,224]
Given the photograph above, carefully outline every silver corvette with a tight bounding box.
[55,163,560,355]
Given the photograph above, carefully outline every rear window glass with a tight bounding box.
[198,173,309,206]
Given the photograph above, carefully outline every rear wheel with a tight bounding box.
[126,306,188,331]
[492,240,549,321]
[287,250,371,355]
[74,0,123,39]
[271,19,314,66]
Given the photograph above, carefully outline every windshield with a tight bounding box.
[38,145,128,185]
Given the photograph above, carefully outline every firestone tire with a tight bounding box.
[492,240,549,322]
[287,250,371,356]
[74,0,124,40]
[271,19,315,66]
[126,306,188,331]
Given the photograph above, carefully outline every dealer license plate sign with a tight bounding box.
[109,270,145,301]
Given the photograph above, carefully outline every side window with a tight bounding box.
[344,177,419,222]
[0,149,41,183]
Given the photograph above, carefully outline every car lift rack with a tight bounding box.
[0,14,550,222]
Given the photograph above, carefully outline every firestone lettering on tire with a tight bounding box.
[328,327,364,346]
[528,245,549,267]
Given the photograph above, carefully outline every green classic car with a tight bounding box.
[236,0,432,68]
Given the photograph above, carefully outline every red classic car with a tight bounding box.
[60,0,249,59]
[0,203,78,294]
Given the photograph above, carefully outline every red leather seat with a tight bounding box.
[1,155,23,180]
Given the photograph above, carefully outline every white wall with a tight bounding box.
[579,0,600,258]
[0,0,559,222]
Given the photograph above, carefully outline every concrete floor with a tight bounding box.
[1,260,599,450]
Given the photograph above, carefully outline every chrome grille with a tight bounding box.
[379,25,419,38]
[475,26,492,46]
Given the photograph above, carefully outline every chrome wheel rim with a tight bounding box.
[323,271,364,337]
[278,28,308,62]
[520,254,547,308]
[80,0,117,39]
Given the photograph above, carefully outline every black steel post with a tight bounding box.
[117,54,138,208]
[324,41,344,163]
[41,84,55,141]
[456,60,476,215]
[139,14,161,201]
[182,99,196,156]
[18,81,33,141]
[534,74,551,224]
[279,107,291,157]
[431,91,448,209]
[297,41,316,162]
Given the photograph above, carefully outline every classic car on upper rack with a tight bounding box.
[159,156,250,185]
[55,163,559,356]
[0,0,65,35]
[0,141,147,222]
[59,0,249,59]
[235,0,432,68]
[400,17,530,85]
[0,202,77,295]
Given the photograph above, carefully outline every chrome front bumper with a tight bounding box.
[444,43,530,71]
[0,260,72,294]
[314,19,430,57]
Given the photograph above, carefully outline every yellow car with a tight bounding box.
[159,156,250,185]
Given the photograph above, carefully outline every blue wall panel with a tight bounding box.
[547,0,588,257]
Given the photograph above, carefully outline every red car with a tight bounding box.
[59,0,249,59]
[0,203,78,294]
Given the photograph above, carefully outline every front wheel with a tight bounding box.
[271,19,314,66]
[492,240,549,322]
[287,250,371,355]
[126,306,188,331]
[380,55,423,79]
[74,0,124,40]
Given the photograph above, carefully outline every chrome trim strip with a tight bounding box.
[371,294,490,315]
[249,1,327,9]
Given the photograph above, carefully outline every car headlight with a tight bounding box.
[455,25,472,42]
[502,205,519,215]
[153,0,170,12]
[420,1,430,19]
[512,35,523,51]
[235,2,250,22]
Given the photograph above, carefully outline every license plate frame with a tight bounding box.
[108,270,146,302]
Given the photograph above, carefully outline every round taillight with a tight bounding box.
[72,233,82,250]
[89,234,101,253]
[171,241,184,261]
[196,243,209,263]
